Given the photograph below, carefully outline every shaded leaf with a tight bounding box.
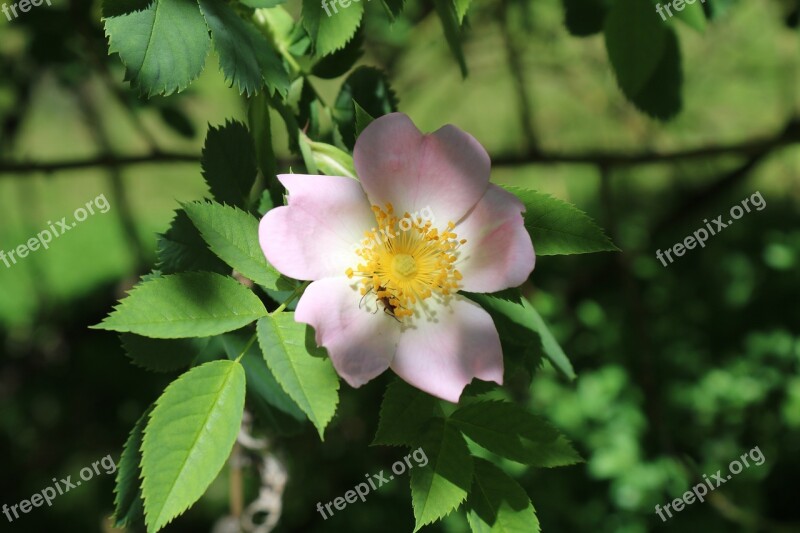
[373,380,441,446]
[410,419,473,531]
[202,121,258,209]
[466,458,540,533]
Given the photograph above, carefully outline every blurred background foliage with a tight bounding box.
[0,0,798,531]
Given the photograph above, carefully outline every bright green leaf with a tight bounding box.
[183,201,288,290]
[673,0,707,32]
[373,380,441,446]
[105,0,210,96]
[454,0,471,23]
[198,0,289,97]
[302,0,364,57]
[222,333,307,434]
[466,458,540,533]
[354,101,375,139]
[95,273,268,338]
[142,360,246,532]
[504,186,618,255]
[298,132,356,178]
[257,313,340,439]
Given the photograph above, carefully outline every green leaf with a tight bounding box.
[302,0,364,57]
[183,201,288,290]
[410,419,473,531]
[311,28,364,79]
[95,273,268,338]
[222,333,306,434]
[503,186,618,255]
[105,0,210,97]
[113,407,151,528]
[451,400,582,467]
[257,313,340,439]
[157,209,230,275]
[249,93,281,208]
[433,0,468,78]
[298,132,357,178]
[241,0,286,7]
[524,301,576,381]
[673,0,707,32]
[103,0,150,18]
[466,458,540,533]
[142,360,246,532]
[381,0,405,18]
[454,0,471,23]
[353,101,375,139]
[373,380,440,446]
[157,106,196,139]
[465,292,545,380]
[468,292,575,381]
[562,0,610,37]
[202,121,258,209]
[333,66,398,149]
[604,0,682,119]
[198,0,289,97]
[121,334,208,373]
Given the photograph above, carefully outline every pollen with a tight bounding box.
[347,204,464,321]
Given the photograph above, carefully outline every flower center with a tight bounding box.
[345,203,465,320]
[392,254,417,279]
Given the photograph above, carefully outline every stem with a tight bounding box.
[236,333,258,363]
[271,281,311,316]
[229,442,244,519]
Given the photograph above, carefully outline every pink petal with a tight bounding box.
[296,277,401,388]
[354,113,490,225]
[390,296,503,403]
[456,184,536,293]
[259,174,374,281]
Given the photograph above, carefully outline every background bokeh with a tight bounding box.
[0,0,798,531]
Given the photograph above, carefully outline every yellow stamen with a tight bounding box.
[346,203,465,322]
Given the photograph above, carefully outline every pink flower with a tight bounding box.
[259,113,535,402]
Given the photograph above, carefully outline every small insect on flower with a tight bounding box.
[259,113,535,402]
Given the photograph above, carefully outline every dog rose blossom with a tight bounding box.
[259,113,535,402]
